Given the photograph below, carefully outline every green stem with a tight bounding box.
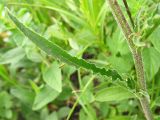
[122,0,135,29]
[108,0,153,120]
[67,75,96,120]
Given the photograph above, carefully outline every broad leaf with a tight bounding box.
[57,107,71,119]
[107,29,130,55]
[7,9,122,80]
[107,55,133,73]
[95,86,135,102]
[0,47,25,64]
[150,27,160,53]
[32,85,59,110]
[10,87,34,106]
[46,112,58,120]
[0,91,12,109]
[43,62,62,92]
[142,47,160,80]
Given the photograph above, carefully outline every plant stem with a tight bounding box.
[122,0,135,29]
[108,0,153,120]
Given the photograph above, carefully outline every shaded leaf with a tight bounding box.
[107,29,130,55]
[10,87,34,106]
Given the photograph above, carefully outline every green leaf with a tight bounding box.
[80,0,105,29]
[10,87,34,106]
[32,85,59,110]
[142,47,160,80]
[0,47,25,64]
[46,112,58,120]
[7,9,122,81]
[0,91,12,109]
[107,116,133,120]
[143,14,160,39]
[68,38,79,50]
[107,54,133,73]
[95,86,135,102]
[0,109,12,119]
[0,65,15,85]
[150,27,160,53]
[25,47,43,63]
[57,107,71,119]
[107,29,130,55]
[43,62,62,92]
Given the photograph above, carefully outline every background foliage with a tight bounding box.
[0,0,160,120]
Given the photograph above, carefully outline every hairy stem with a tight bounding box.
[108,0,153,120]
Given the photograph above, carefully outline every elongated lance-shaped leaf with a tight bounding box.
[7,9,122,80]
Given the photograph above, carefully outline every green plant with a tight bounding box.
[0,0,160,120]
[108,0,153,119]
